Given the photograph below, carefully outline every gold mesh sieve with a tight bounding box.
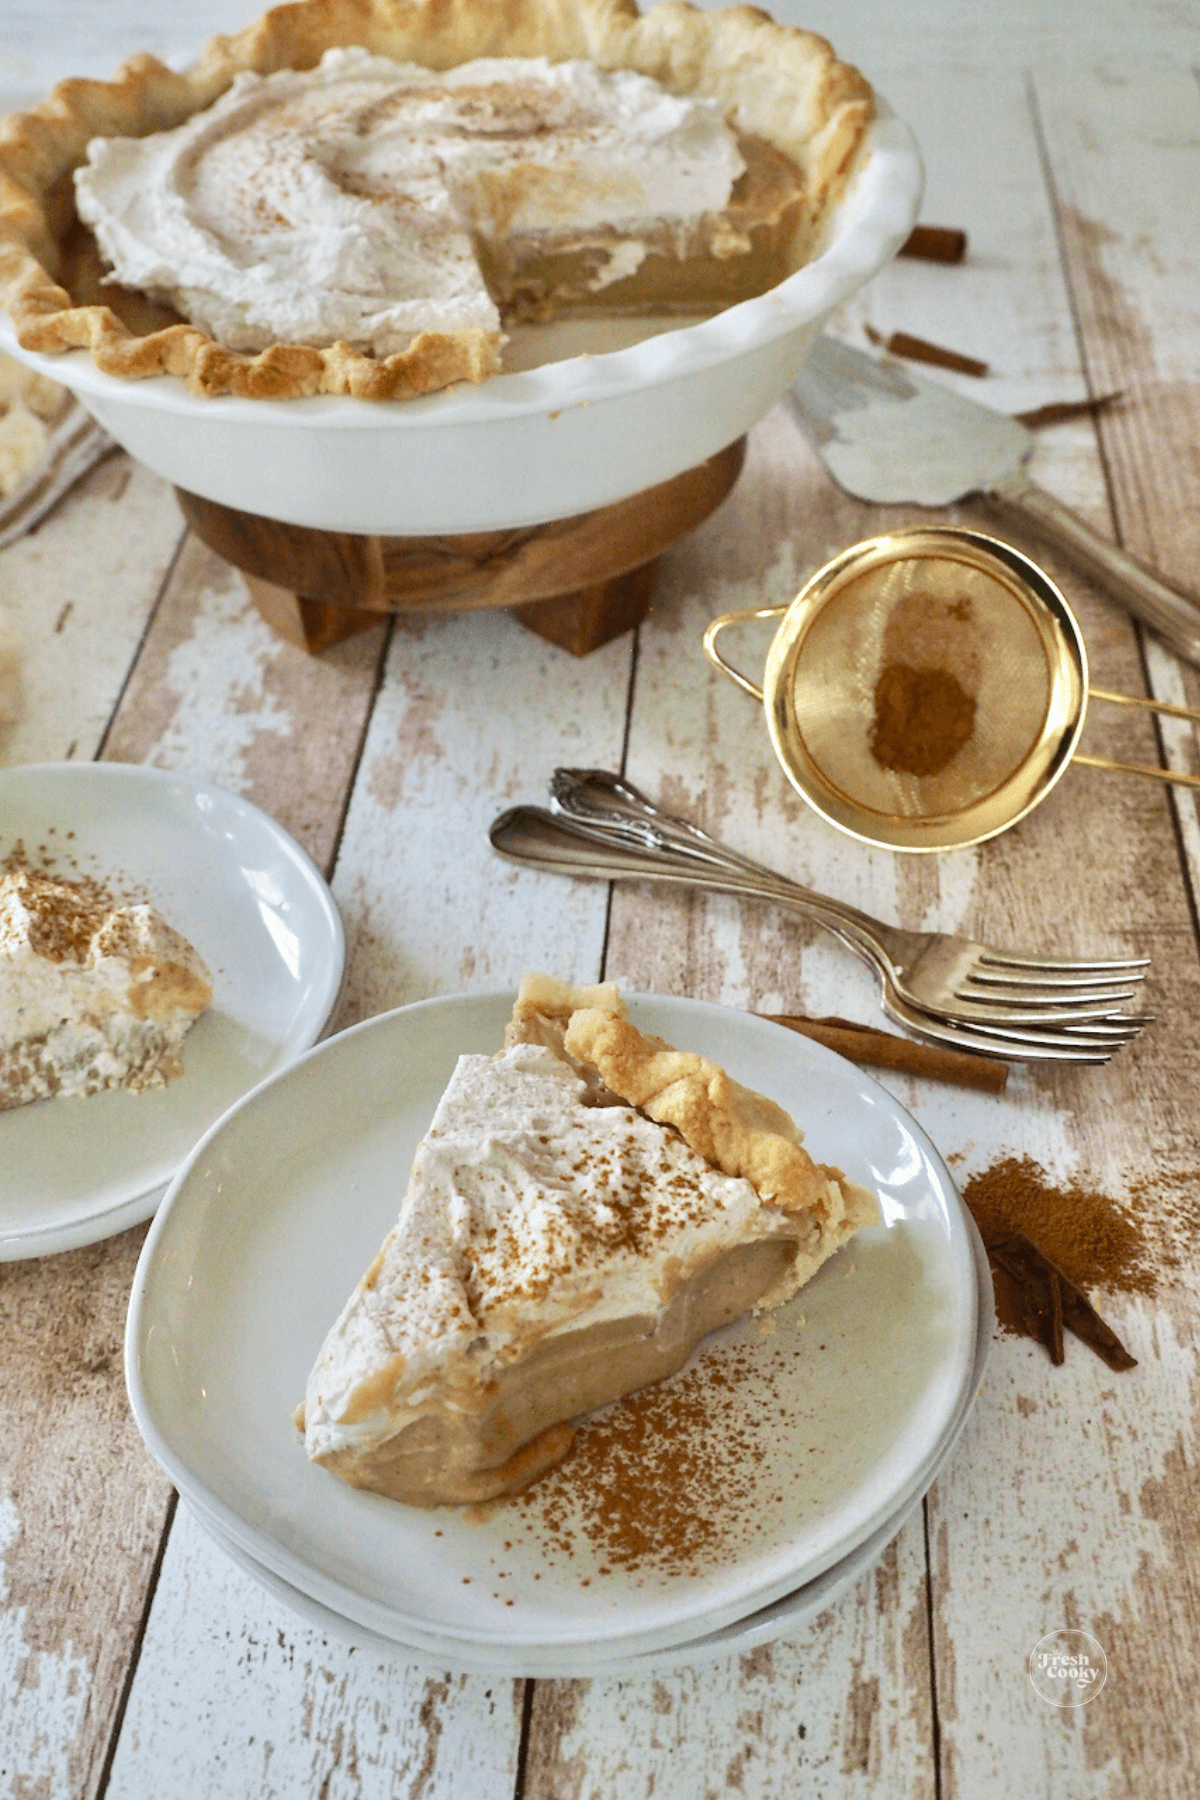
[704,527,1200,852]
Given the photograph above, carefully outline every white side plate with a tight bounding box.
[0,763,344,1258]
[177,1214,993,1678]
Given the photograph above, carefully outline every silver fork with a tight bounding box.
[488,777,1150,1064]
[490,803,1143,1063]
[548,769,1151,1041]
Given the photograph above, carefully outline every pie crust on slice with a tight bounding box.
[0,0,873,400]
[298,974,879,1507]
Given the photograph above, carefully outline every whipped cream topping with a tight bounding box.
[304,1042,810,1463]
[0,869,212,1106]
[75,48,746,357]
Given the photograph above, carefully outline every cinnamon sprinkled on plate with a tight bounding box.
[511,1335,808,1579]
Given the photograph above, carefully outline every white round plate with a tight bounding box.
[176,1215,993,1678]
[186,1485,911,1677]
[0,763,344,1259]
[128,991,978,1661]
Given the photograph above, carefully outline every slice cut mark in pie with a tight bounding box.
[298,974,879,1508]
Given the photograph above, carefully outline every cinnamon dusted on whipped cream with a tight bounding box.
[2,0,875,398]
[74,48,749,360]
[299,975,878,1508]
[0,868,212,1108]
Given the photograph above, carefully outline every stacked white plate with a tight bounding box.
[126,993,991,1677]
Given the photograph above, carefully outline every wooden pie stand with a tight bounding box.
[176,437,746,657]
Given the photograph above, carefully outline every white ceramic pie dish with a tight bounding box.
[173,1211,991,1677]
[126,989,978,1663]
[0,108,921,536]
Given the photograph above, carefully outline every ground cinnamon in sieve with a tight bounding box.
[869,660,976,777]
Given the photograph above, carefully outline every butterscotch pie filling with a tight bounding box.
[298,975,878,1508]
[0,0,874,399]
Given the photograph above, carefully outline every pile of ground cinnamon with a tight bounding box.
[962,1155,1156,1300]
[869,660,976,777]
[961,1155,1159,1368]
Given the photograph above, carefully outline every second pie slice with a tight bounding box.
[298,975,879,1506]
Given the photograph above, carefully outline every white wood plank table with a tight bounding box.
[3,6,1200,1796]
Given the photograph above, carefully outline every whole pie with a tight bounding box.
[298,974,879,1507]
[0,0,873,400]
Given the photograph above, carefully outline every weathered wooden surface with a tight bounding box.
[100,532,390,875]
[0,1226,172,1800]
[524,1525,937,1800]
[571,59,1200,1798]
[2,20,1199,1800]
[106,1505,526,1800]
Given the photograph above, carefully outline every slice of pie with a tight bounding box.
[0,868,212,1108]
[0,0,873,400]
[298,974,878,1507]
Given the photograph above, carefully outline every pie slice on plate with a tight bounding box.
[0,867,212,1110]
[298,974,878,1506]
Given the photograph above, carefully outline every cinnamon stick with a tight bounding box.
[991,1239,1065,1362]
[1013,391,1124,428]
[989,1234,1137,1371]
[898,225,968,264]
[762,1013,1009,1092]
[865,323,989,377]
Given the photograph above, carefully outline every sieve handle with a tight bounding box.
[983,471,1200,667]
[1074,752,1200,790]
[702,606,788,702]
[1075,686,1200,790]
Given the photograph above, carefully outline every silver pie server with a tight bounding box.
[789,335,1200,666]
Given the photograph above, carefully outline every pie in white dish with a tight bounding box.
[0,0,873,400]
[299,974,878,1506]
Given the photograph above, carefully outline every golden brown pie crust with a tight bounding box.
[507,971,871,1232]
[0,0,873,400]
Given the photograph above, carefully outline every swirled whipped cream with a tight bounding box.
[0,869,212,1108]
[74,48,746,356]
